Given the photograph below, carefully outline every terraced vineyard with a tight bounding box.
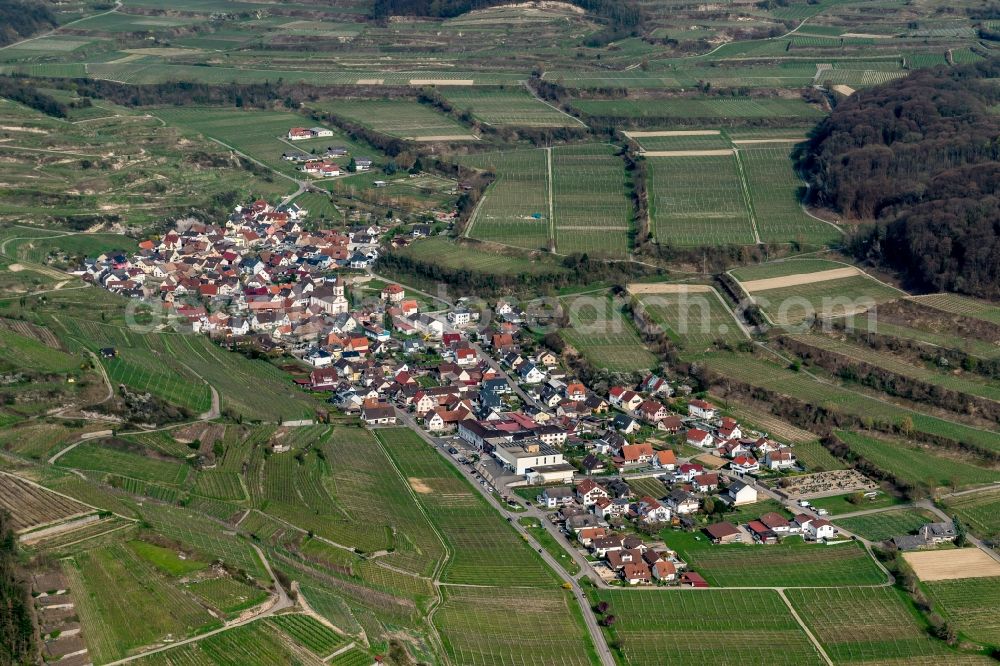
[0,474,91,532]
[698,354,1000,453]
[789,334,1000,403]
[434,587,597,666]
[591,589,824,665]
[786,587,984,664]
[633,286,746,348]
[910,294,1000,326]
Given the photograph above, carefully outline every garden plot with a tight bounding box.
[591,589,824,666]
[551,143,631,258]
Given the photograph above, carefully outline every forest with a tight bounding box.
[0,512,34,665]
[0,0,56,47]
[800,60,1000,298]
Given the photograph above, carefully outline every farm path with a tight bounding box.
[545,146,555,249]
[206,136,304,194]
[521,80,586,127]
[916,499,1000,565]
[392,413,615,666]
[776,588,834,666]
[104,544,294,666]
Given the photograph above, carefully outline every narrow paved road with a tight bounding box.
[394,412,615,666]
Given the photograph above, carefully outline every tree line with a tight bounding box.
[798,59,1000,298]
[0,511,34,665]
[0,0,56,47]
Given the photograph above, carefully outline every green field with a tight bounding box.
[665,531,886,587]
[634,287,746,349]
[460,149,552,250]
[313,99,475,140]
[699,354,1000,453]
[397,236,566,277]
[441,86,582,127]
[153,106,372,179]
[786,587,982,663]
[635,132,733,151]
[835,508,937,542]
[910,293,1000,326]
[560,294,657,372]
[741,275,902,326]
[551,143,631,258]
[646,152,756,246]
[835,430,1000,490]
[924,576,1000,647]
[63,542,220,663]
[941,488,1000,541]
[791,334,1000,404]
[573,97,825,119]
[590,588,824,665]
[435,587,597,666]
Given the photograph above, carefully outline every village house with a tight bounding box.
[576,480,610,507]
[688,398,717,419]
[705,522,743,545]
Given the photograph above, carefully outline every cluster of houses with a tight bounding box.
[704,511,836,545]
[284,127,372,178]
[81,199,391,344]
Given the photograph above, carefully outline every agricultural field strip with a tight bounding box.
[0,472,95,532]
[791,334,1000,402]
[700,354,1000,452]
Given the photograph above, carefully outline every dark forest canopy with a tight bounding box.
[0,512,34,665]
[800,60,1000,298]
[0,0,57,47]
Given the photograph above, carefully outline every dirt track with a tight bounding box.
[627,283,712,295]
[642,149,734,157]
[409,79,474,85]
[730,138,807,144]
[408,135,478,142]
[739,266,862,292]
[625,130,720,137]
[903,548,1000,581]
